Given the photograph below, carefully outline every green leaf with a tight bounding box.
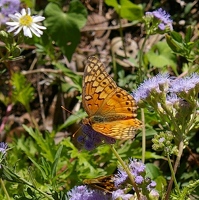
[11,73,35,110]
[28,157,48,179]
[170,31,183,43]
[105,0,143,21]
[185,27,192,43]
[51,145,63,178]
[146,41,177,73]
[23,125,55,162]
[54,62,82,92]
[58,109,87,131]
[45,1,87,61]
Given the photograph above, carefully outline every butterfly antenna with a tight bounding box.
[61,106,83,138]
[61,106,73,115]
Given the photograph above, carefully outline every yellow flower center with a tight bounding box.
[19,15,33,26]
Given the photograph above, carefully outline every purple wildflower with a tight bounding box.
[112,189,133,200]
[166,93,181,105]
[146,180,157,191]
[135,175,144,184]
[78,124,116,150]
[67,185,109,200]
[149,189,160,199]
[129,159,146,176]
[114,167,128,187]
[159,137,165,143]
[132,74,170,102]
[170,73,199,93]
[0,0,20,23]
[0,142,8,155]
[146,8,173,31]
[152,8,173,24]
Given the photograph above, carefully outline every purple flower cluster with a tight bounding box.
[133,73,199,104]
[169,73,199,93]
[146,8,173,31]
[66,185,109,200]
[0,142,8,155]
[132,73,170,102]
[0,0,20,24]
[112,189,133,200]
[114,159,157,196]
[77,124,116,150]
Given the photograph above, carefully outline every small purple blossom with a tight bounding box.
[135,175,144,184]
[149,189,160,199]
[129,159,146,175]
[170,73,199,93]
[0,142,8,155]
[159,137,165,143]
[132,74,170,102]
[112,189,133,200]
[152,8,173,24]
[114,167,128,187]
[67,185,109,200]
[166,93,181,104]
[147,180,157,191]
[78,124,116,150]
[146,8,173,31]
[0,0,20,23]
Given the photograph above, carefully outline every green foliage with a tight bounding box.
[145,41,178,75]
[105,0,143,21]
[166,27,199,63]
[0,31,21,61]
[11,73,35,111]
[44,0,87,61]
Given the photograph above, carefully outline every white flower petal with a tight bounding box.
[6,22,20,26]
[30,26,42,37]
[21,8,26,16]
[7,25,20,32]
[8,14,21,20]
[32,23,46,30]
[23,26,32,38]
[27,8,31,15]
[31,25,43,35]
[32,16,45,22]
[14,26,22,35]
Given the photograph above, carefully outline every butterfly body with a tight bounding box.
[82,56,141,140]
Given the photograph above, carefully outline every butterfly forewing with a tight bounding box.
[82,56,142,139]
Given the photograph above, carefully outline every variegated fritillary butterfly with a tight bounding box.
[82,56,141,140]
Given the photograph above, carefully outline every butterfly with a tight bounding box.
[82,56,141,140]
[83,175,116,193]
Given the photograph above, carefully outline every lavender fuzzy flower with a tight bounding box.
[0,0,20,24]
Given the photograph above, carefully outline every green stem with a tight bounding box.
[165,140,184,200]
[141,108,146,163]
[118,9,127,58]
[138,35,149,83]
[0,179,11,200]
[110,145,140,200]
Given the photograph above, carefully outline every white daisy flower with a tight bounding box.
[6,8,46,38]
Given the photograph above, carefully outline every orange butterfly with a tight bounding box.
[82,56,141,140]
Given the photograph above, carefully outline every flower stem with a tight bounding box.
[141,108,146,163]
[110,145,140,199]
[0,179,11,200]
[165,140,183,199]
